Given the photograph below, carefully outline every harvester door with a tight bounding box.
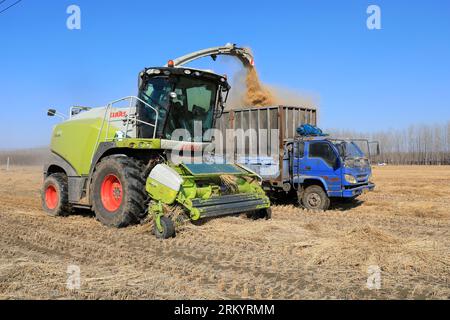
[303,141,342,195]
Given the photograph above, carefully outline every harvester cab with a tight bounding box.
[135,43,253,141]
[42,44,270,239]
[135,65,230,141]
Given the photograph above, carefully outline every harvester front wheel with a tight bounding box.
[41,173,71,217]
[249,208,272,220]
[154,216,175,239]
[263,208,272,220]
[91,156,147,228]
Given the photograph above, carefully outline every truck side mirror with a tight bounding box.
[369,141,381,156]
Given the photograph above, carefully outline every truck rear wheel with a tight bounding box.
[42,173,71,217]
[301,185,330,211]
[91,156,148,228]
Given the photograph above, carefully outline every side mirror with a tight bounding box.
[369,141,381,156]
[215,87,229,119]
[47,108,66,120]
[70,106,91,117]
[138,71,145,90]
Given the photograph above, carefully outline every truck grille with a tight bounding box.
[357,174,368,182]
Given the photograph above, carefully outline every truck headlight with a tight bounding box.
[345,174,357,184]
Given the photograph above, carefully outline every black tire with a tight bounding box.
[154,216,176,239]
[264,208,272,220]
[248,208,272,220]
[91,156,148,228]
[41,173,71,217]
[301,185,330,211]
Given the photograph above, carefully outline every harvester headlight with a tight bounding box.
[345,174,357,184]
[184,69,191,75]
[146,69,161,75]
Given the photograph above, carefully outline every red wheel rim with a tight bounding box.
[101,174,123,212]
[45,185,58,210]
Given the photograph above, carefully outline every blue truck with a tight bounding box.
[216,106,378,210]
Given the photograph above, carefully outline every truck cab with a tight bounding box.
[288,137,376,210]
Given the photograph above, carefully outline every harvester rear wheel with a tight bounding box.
[154,216,175,239]
[41,173,71,217]
[91,156,148,228]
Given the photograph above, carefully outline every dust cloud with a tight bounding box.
[243,67,275,106]
[227,63,317,109]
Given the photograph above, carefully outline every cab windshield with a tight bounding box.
[139,75,218,140]
[334,141,365,159]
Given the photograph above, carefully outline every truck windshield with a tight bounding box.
[334,141,365,159]
[139,75,218,140]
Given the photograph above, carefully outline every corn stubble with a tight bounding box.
[0,165,449,299]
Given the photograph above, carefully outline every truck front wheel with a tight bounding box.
[300,185,330,211]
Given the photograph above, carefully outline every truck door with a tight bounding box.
[301,141,342,196]
[291,141,305,185]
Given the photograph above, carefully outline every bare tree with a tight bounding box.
[327,122,450,165]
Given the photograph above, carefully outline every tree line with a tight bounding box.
[328,121,450,165]
[0,148,48,167]
[2,122,450,167]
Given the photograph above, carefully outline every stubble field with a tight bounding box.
[0,166,449,299]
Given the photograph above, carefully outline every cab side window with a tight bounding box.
[295,142,305,158]
[309,142,338,167]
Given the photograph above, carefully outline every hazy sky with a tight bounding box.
[1,0,450,148]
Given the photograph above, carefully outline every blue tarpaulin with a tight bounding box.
[297,124,328,136]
